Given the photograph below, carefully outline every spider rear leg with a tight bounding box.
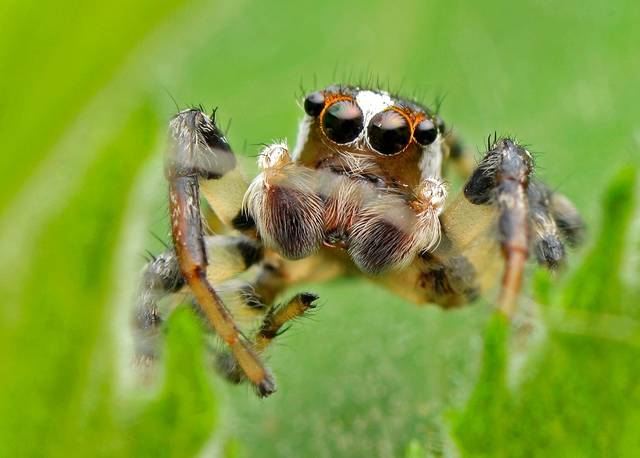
[134,250,184,365]
[529,181,568,269]
[166,109,275,396]
[134,234,263,363]
[214,290,320,384]
[255,292,319,352]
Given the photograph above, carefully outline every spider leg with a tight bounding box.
[166,109,275,396]
[254,292,319,352]
[529,181,565,269]
[461,137,534,316]
[379,138,584,316]
[549,190,585,247]
[211,252,343,384]
[134,234,263,362]
[134,250,184,364]
[213,290,320,383]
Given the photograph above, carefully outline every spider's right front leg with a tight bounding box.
[166,109,275,396]
[436,138,583,315]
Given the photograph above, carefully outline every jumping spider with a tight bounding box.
[135,84,584,397]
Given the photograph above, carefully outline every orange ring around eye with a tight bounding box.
[320,96,364,144]
[366,108,413,156]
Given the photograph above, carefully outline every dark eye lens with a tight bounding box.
[414,118,438,146]
[304,91,325,117]
[322,100,364,144]
[367,110,411,155]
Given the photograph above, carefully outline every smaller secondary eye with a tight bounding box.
[414,118,438,146]
[367,110,411,155]
[304,91,325,117]
[322,100,364,144]
[435,115,446,134]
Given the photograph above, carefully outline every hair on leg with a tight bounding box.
[528,181,566,269]
[175,108,255,233]
[463,137,534,317]
[549,192,585,247]
[211,253,336,384]
[255,292,319,352]
[167,108,275,396]
[134,250,184,365]
[244,142,325,259]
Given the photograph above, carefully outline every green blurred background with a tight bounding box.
[0,0,638,456]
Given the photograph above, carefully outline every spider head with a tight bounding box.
[293,85,446,190]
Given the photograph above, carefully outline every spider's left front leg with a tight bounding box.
[166,109,275,396]
[380,138,583,314]
[442,137,583,316]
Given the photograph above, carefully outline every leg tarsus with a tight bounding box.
[134,250,184,362]
[528,181,566,269]
[212,291,319,396]
[255,292,319,352]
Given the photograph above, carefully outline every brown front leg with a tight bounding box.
[169,174,275,396]
[167,109,275,396]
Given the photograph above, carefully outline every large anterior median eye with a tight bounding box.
[322,100,364,144]
[367,110,411,155]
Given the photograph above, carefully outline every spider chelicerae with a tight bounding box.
[135,84,584,397]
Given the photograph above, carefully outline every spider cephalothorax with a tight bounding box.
[135,84,584,397]
[246,86,451,274]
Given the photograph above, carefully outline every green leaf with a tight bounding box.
[404,439,427,458]
[559,166,639,314]
[0,1,221,456]
[452,314,511,456]
[126,307,218,458]
[453,166,640,457]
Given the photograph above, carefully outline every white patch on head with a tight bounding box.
[418,137,444,180]
[291,116,312,161]
[355,90,394,128]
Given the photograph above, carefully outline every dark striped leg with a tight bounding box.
[381,139,583,313]
[255,292,319,352]
[134,234,263,364]
[462,138,533,316]
[166,109,275,396]
[212,252,343,384]
[214,288,319,384]
[134,250,184,365]
[461,137,585,316]
[528,181,583,269]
